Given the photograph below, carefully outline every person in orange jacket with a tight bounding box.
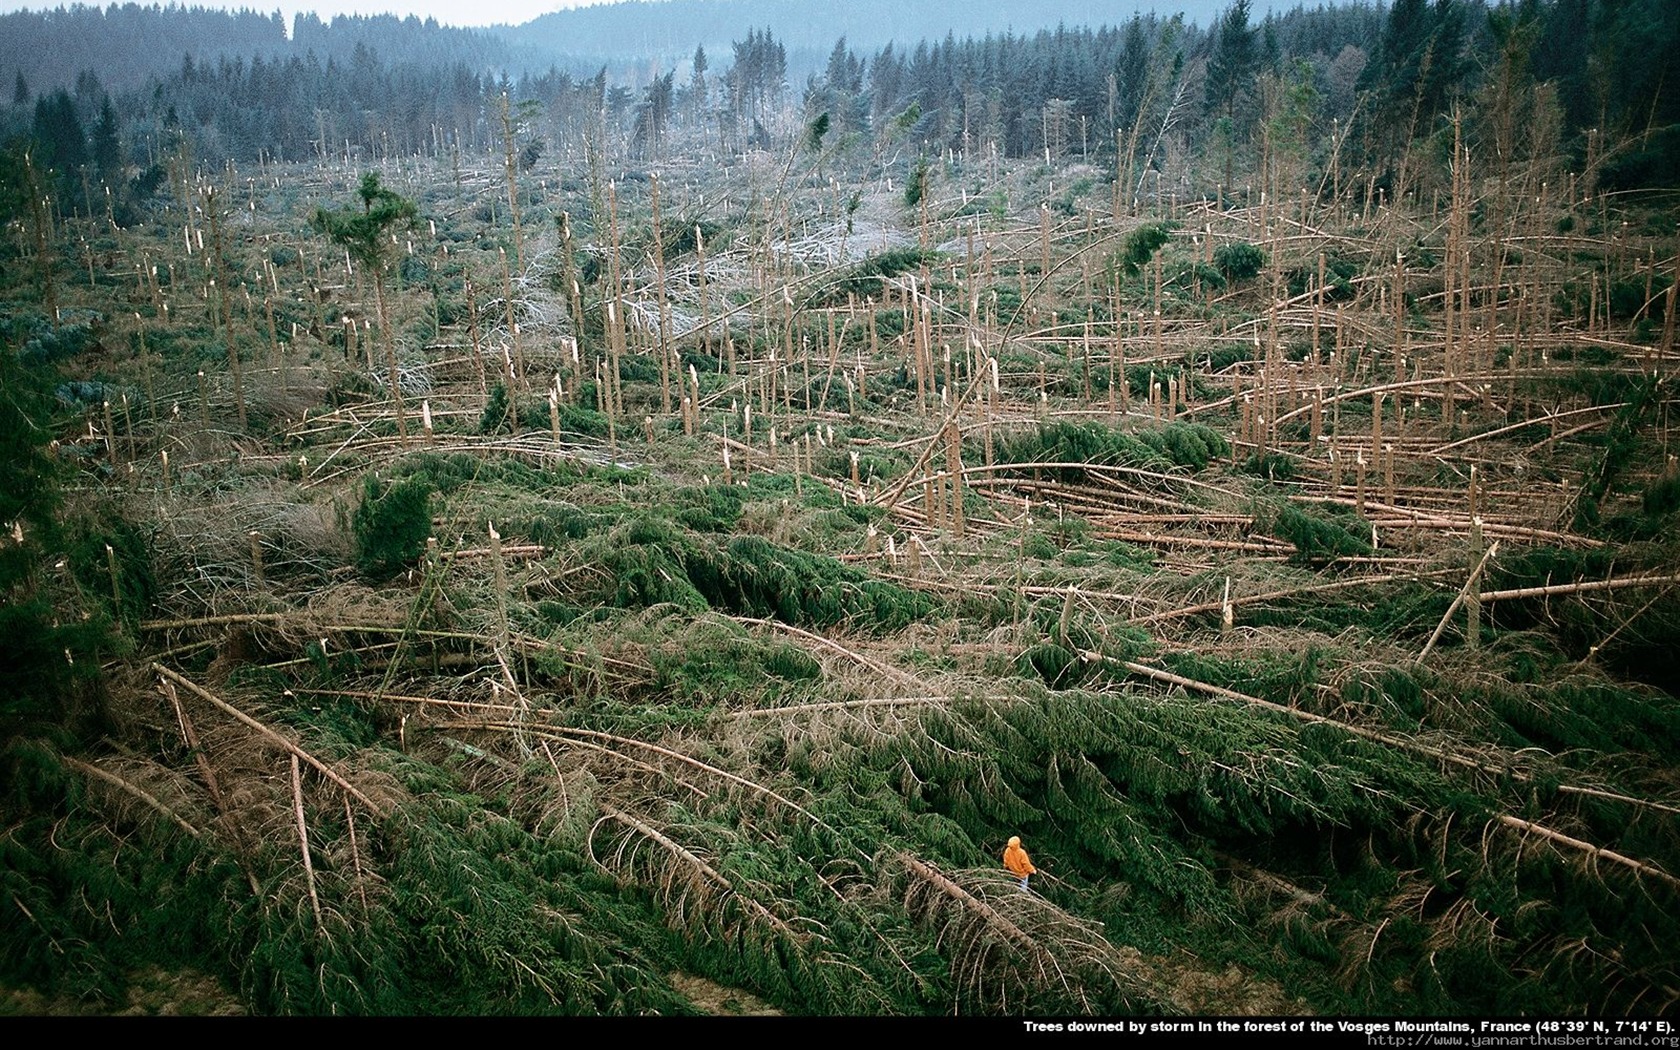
[1003,835,1036,891]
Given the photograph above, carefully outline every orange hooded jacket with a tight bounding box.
[1003,836,1036,878]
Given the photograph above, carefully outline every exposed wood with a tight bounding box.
[291,754,324,929]
[1496,815,1680,890]
[1417,541,1500,662]
[153,664,389,817]
[62,757,202,839]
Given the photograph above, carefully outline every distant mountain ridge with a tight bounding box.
[500,0,1241,68]
[1,0,1249,97]
[0,3,526,95]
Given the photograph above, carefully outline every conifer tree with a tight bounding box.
[632,71,675,161]
[29,89,86,183]
[1205,1,1258,191]
[0,351,110,745]
[1204,1,1257,130]
[1357,0,1470,176]
[312,173,420,442]
[687,44,708,123]
[91,96,121,186]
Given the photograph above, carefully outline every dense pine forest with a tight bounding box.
[3,0,1679,1019]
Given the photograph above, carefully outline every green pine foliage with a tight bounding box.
[0,759,698,1015]
[807,246,943,306]
[1240,452,1296,481]
[351,472,434,581]
[0,352,113,744]
[0,350,63,544]
[66,513,156,630]
[1271,502,1375,563]
[590,515,937,633]
[649,621,821,707]
[1212,241,1265,281]
[478,382,513,434]
[903,157,930,209]
[1480,545,1680,693]
[993,420,1229,482]
[311,172,418,273]
[1169,259,1225,292]
[1118,223,1173,276]
[1643,470,1680,517]
[14,650,1674,1016]
[1286,254,1361,301]
[1574,377,1659,532]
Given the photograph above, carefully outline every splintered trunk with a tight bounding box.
[1112,284,1128,415]
[607,181,625,416]
[1039,204,1051,288]
[206,193,246,429]
[1465,504,1483,650]
[375,272,408,442]
[500,248,523,392]
[500,93,525,275]
[1444,116,1464,423]
[1663,276,1678,362]
[24,153,58,323]
[1313,253,1325,351]
[945,422,965,538]
[558,212,585,353]
[1370,392,1384,501]
[466,276,486,395]
[1081,317,1092,401]
[605,299,626,424]
[651,175,671,414]
[1112,126,1124,221]
[696,224,713,368]
[264,295,283,398]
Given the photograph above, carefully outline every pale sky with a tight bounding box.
[0,0,614,31]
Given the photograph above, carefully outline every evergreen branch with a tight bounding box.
[923,459,1246,500]
[900,854,1069,984]
[1553,785,1680,817]
[61,756,202,839]
[291,687,517,713]
[1115,659,1680,819]
[465,723,710,798]
[1496,815,1680,891]
[153,664,391,817]
[435,719,840,844]
[343,796,370,918]
[291,754,324,930]
[1217,852,1353,919]
[1300,499,1596,548]
[897,853,1137,1012]
[1416,541,1500,662]
[141,612,290,631]
[732,614,920,685]
[163,677,264,896]
[596,803,806,943]
[1572,583,1680,668]
[1425,402,1629,456]
[726,696,958,719]
[1128,569,1459,626]
[1136,74,1192,197]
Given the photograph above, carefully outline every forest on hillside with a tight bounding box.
[2,0,1679,1020]
[5,0,1677,182]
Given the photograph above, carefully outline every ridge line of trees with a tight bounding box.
[4,0,1677,231]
